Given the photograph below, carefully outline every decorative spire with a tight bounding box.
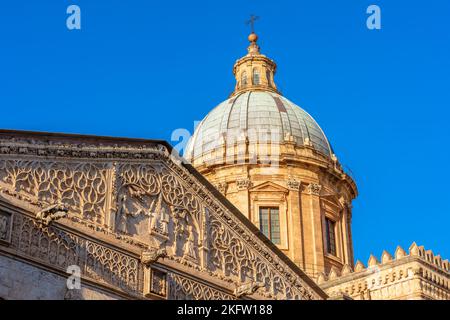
[246,14,259,34]
[247,32,260,55]
[231,16,280,96]
[246,15,260,55]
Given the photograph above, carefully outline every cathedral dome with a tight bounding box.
[185,90,333,162]
[185,32,334,165]
[184,29,357,278]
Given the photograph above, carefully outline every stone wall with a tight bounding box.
[194,142,357,279]
[0,131,326,300]
[319,243,450,300]
[0,255,120,300]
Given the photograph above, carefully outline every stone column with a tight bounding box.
[287,177,303,267]
[235,178,253,220]
[345,204,355,267]
[300,182,325,278]
[340,202,352,266]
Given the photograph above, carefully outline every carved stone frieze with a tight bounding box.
[6,212,141,295]
[0,135,325,300]
[236,178,253,190]
[0,159,109,225]
[306,183,322,196]
[141,247,167,266]
[150,268,167,298]
[0,210,12,243]
[234,280,265,298]
[287,177,300,191]
[167,273,234,300]
[35,202,69,226]
[214,182,227,195]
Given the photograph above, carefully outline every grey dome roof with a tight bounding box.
[185,91,333,161]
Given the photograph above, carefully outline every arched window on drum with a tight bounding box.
[252,68,260,85]
[241,71,248,87]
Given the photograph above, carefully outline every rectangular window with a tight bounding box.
[325,218,336,256]
[259,207,280,245]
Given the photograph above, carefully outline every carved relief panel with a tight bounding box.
[4,210,141,295]
[143,267,167,298]
[114,163,201,267]
[0,138,325,300]
[167,272,234,300]
[0,160,109,226]
[0,210,12,244]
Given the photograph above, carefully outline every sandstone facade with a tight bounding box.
[0,130,326,300]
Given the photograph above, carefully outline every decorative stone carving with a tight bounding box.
[0,210,12,243]
[215,182,227,195]
[354,260,365,272]
[341,264,352,276]
[168,273,234,300]
[150,268,167,297]
[368,254,379,267]
[234,280,264,298]
[394,246,406,259]
[287,177,300,191]
[149,194,170,238]
[236,178,253,190]
[306,183,322,196]
[116,163,202,258]
[35,202,68,226]
[207,212,316,300]
[381,250,393,264]
[316,272,327,285]
[328,267,339,280]
[0,160,109,225]
[183,225,197,261]
[141,247,167,265]
[321,243,450,300]
[338,196,348,207]
[0,136,326,300]
[9,213,140,294]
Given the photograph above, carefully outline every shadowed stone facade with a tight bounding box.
[0,130,326,300]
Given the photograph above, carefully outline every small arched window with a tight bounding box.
[241,71,247,86]
[252,68,260,85]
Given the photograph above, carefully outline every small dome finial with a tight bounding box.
[248,32,258,43]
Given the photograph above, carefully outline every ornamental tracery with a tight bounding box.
[9,212,141,294]
[115,163,201,265]
[167,273,234,300]
[0,160,108,225]
[0,138,324,300]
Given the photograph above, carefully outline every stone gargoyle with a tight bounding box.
[141,247,167,266]
[234,280,265,298]
[36,202,69,226]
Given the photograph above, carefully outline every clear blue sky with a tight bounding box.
[1,1,449,264]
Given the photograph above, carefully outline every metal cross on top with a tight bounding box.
[246,15,259,33]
